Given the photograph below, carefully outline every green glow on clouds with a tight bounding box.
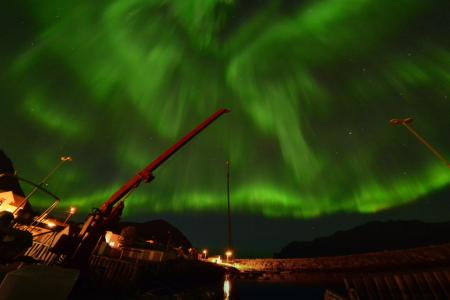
[1,0,449,219]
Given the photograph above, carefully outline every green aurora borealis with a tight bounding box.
[1,0,449,220]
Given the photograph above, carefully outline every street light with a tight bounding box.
[389,117,413,126]
[202,249,208,259]
[390,117,450,168]
[63,206,76,225]
[225,160,233,260]
[225,250,233,263]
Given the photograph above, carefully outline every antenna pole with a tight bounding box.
[226,160,232,251]
[390,118,449,168]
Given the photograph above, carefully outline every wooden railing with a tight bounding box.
[24,240,59,265]
[344,269,450,299]
[89,255,141,288]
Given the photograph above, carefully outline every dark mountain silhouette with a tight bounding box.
[0,150,26,196]
[275,220,450,258]
[113,219,192,249]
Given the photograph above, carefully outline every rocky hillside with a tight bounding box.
[275,220,450,258]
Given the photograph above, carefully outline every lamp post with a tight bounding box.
[226,160,233,259]
[225,250,233,263]
[390,118,449,168]
[63,206,76,225]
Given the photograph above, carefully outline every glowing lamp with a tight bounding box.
[225,250,233,262]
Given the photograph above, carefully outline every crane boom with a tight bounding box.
[100,108,230,213]
[65,108,230,268]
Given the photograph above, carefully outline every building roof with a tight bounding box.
[0,190,30,212]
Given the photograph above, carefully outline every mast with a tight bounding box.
[226,160,232,251]
[390,117,450,168]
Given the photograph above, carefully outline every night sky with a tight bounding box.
[1,0,449,257]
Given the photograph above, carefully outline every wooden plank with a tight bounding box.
[384,275,401,299]
[34,245,43,259]
[442,270,450,284]
[361,276,378,299]
[352,277,367,300]
[413,272,431,297]
[372,276,388,299]
[106,259,114,283]
[432,271,450,298]
[30,244,40,257]
[408,273,423,298]
[128,264,135,282]
[402,273,420,297]
[422,271,444,299]
[116,262,124,281]
[393,274,411,300]
[112,261,119,282]
[111,262,119,281]
[324,289,349,300]
[121,263,129,283]
[43,251,51,264]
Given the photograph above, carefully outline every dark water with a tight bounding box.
[229,279,326,300]
[67,274,330,299]
[131,277,328,299]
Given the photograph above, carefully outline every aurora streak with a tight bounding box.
[1,0,449,221]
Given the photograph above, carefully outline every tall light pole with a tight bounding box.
[226,160,232,255]
[390,118,449,168]
[63,206,77,225]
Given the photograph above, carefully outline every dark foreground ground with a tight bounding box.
[1,243,449,299]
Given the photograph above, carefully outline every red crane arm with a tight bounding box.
[64,108,229,269]
[99,108,230,213]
